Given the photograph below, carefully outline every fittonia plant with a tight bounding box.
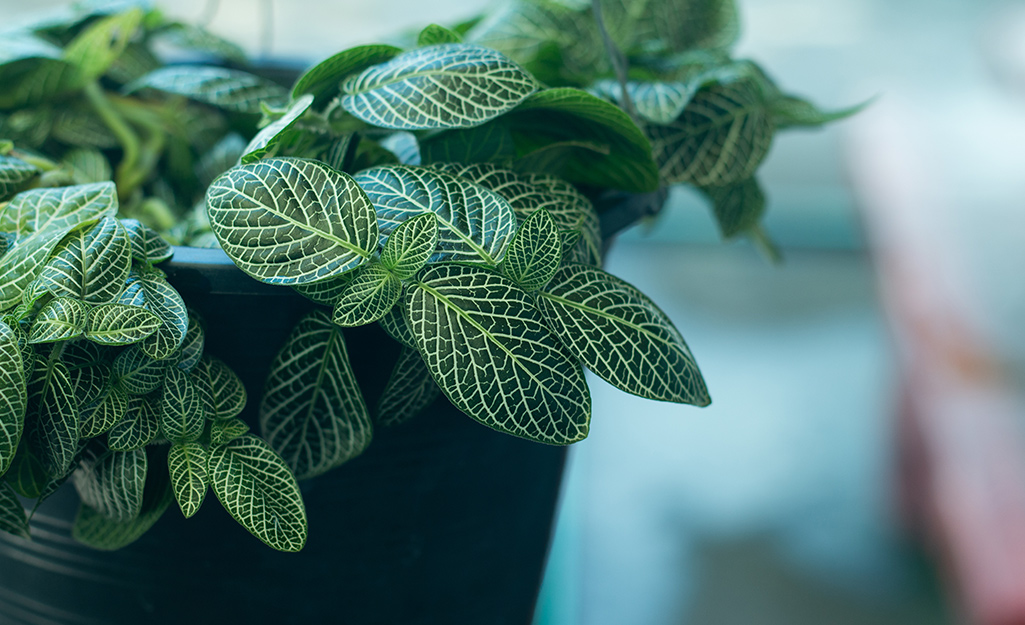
[0,0,855,552]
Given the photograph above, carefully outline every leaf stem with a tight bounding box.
[591,0,639,124]
[749,225,783,263]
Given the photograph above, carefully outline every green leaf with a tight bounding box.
[27,358,79,477]
[341,43,537,130]
[0,182,118,310]
[6,443,47,498]
[292,44,402,105]
[354,165,516,265]
[380,212,438,279]
[159,367,203,444]
[35,216,131,304]
[168,442,208,519]
[62,340,108,406]
[0,33,62,66]
[648,73,775,187]
[113,345,167,395]
[206,157,378,285]
[106,393,159,451]
[260,311,372,480]
[537,265,710,405]
[62,8,143,81]
[0,481,29,539]
[28,297,88,344]
[0,320,27,478]
[210,418,249,447]
[702,177,765,238]
[772,95,868,129]
[292,274,354,306]
[190,356,246,420]
[323,133,359,173]
[85,303,161,345]
[417,24,463,46]
[63,147,113,184]
[121,219,173,263]
[379,132,421,166]
[208,434,308,552]
[176,311,204,372]
[0,154,39,201]
[408,264,590,444]
[126,66,288,114]
[378,304,416,349]
[591,79,694,125]
[331,264,403,327]
[499,208,560,291]
[71,441,146,522]
[376,347,441,427]
[52,105,120,148]
[154,22,247,64]
[121,271,188,360]
[0,58,81,110]
[241,94,315,164]
[418,119,517,165]
[79,385,129,438]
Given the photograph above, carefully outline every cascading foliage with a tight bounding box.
[0,0,855,553]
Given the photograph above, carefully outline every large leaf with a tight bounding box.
[208,434,308,552]
[120,271,187,360]
[190,356,246,420]
[0,481,29,539]
[126,66,288,114]
[260,311,372,480]
[378,304,416,349]
[354,165,516,265]
[380,212,438,280]
[107,394,160,451]
[0,154,38,201]
[418,119,517,165]
[168,442,208,519]
[240,94,314,164]
[86,303,161,345]
[28,297,88,344]
[71,441,146,522]
[408,264,590,444]
[0,320,27,477]
[376,347,441,427]
[537,264,710,405]
[340,43,537,130]
[159,367,203,444]
[499,208,560,291]
[27,357,79,477]
[292,44,402,105]
[35,216,131,304]
[206,157,378,285]
[332,264,403,327]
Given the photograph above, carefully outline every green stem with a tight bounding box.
[84,81,141,199]
[591,0,640,125]
[749,225,783,264]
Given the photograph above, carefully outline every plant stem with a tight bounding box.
[591,0,639,124]
[84,81,141,200]
[750,225,783,263]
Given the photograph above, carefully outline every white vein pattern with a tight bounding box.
[499,209,561,292]
[332,264,403,327]
[72,469,172,550]
[28,297,87,344]
[112,346,167,395]
[0,155,38,199]
[127,66,288,114]
[35,216,130,303]
[292,273,354,306]
[160,368,203,444]
[0,321,26,477]
[0,482,29,539]
[292,44,401,101]
[71,442,146,523]
[208,435,307,552]
[341,44,537,130]
[121,218,173,263]
[78,386,128,438]
[175,313,204,372]
[355,165,515,265]
[538,264,710,405]
[120,271,188,360]
[168,442,208,518]
[376,347,441,427]
[210,418,249,447]
[191,356,246,420]
[259,311,372,481]
[61,340,107,406]
[107,394,159,451]
[408,264,590,444]
[206,157,378,285]
[85,303,160,345]
[380,212,437,279]
[63,147,112,184]
[591,79,696,125]
[378,304,416,350]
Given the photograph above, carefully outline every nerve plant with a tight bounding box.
[0,0,854,553]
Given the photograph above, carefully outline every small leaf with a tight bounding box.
[52,105,120,149]
[378,304,416,349]
[341,44,537,130]
[241,94,315,164]
[113,345,167,395]
[418,24,463,47]
[537,265,710,405]
[206,157,378,285]
[28,297,88,344]
[702,177,765,238]
[0,320,27,477]
[71,441,147,522]
[121,218,173,263]
[210,418,249,447]
[292,44,402,105]
[0,154,39,201]
[772,95,868,129]
[190,356,246,420]
[78,385,129,438]
[168,442,208,519]
[380,212,438,279]
[499,208,560,291]
[159,367,203,444]
[331,264,403,327]
[122,271,187,360]
[408,264,590,444]
[86,303,161,345]
[376,347,441,427]
[0,481,29,539]
[106,394,160,451]
[208,435,308,552]
[126,66,288,114]
[34,216,130,304]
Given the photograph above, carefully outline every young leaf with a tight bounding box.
[292,44,402,105]
[190,356,246,420]
[113,345,168,395]
[71,441,147,522]
[702,177,765,238]
[341,44,537,130]
[241,94,315,164]
[210,418,249,447]
[85,303,161,345]
[0,154,39,201]
[354,165,516,265]
[499,208,560,291]
[208,434,308,552]
[331,264,403,327]
[0,481,29,539]
[380,212,438,279]
[78,385,129,438]
[418,24,463,46]
[107,394,160,451]
[0,319,27,477]
[537,264,710,405]
[121,218,173,263]
[176,312,204,372]
[378,304,416,349]
[376,347,441,427]
[168,442,208,519]
[159,367,203,444]
[408,264,590,444]
[62,8,144,81]
[126,66,288,114]
[260,311,372,480]
[28,297,88,344]
[121,271,187,360]
[206,157,378,285]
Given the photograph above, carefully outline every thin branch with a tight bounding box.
[591,0,639,124]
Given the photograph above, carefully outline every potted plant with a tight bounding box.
[0,1,857,622]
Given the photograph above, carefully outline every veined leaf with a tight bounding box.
[107,394,160,451]
[52,106,120,149]
[208,434,308,552]
[61,340,108,407]
[35,216,131,304]
[168,442,208,519]
[126,66,288,114]
[702,177,765,238]
[772,95,867,129]
[378,304,416,349]
[206,157,378,285]
[376,347,441,427]
[86,303,161,345]
[28,297,88,344]
[379,132,421,166]
[241,94,315,164]
[537,264,710,405]
[408,264,590,444]
[27,358,79,477]
[418,119,517,165]
[341,43,537,130]
[63,147,113,184]
[417,24,463,47]
[292,44,402,105]
[62,8,144,81]
[0,58,82,110]
[332,264,403,327]
[645,0,740,52]
[0,481,29,539]
[0,320,27,477]
[591,79,694,125]
[0,154,39,201]
[176,312,204,372]
[499,208,560,291]
[380,212,438,279]
[113,345,167,395]
[153,22,247,64]
[210,418,249,447]
[121,271,187,360]
[323,133,359,173]
[354,165,516,265]
[105,40,160,85]
[78,385,129,438]
[190,356,246,420]
[196,133,247,189]
[6,443,48,498]
[121,219,173,263]
[292,273,354,306]
[159,367,203,444]
[71,441,146,522]
[260,311,372,480]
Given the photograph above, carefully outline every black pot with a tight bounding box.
[0,248,567,625]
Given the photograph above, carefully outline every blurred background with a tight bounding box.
[7,0,1025,623]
